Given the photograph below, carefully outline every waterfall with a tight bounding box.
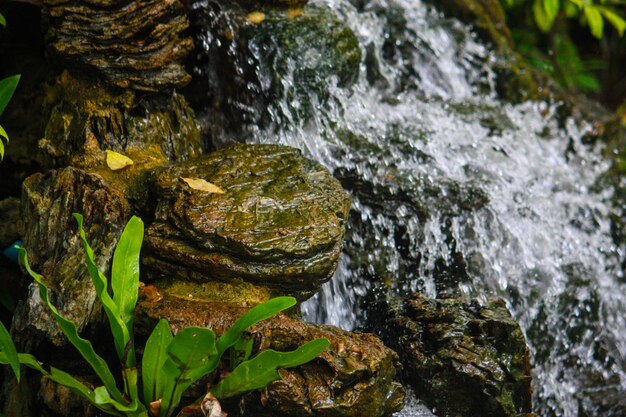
[191,0,626,415]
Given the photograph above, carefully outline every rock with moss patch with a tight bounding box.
[40,72,201,169]
[13,167,132,348]
[143,144,351,301]
[43,0,194,91]
[369,292,533,417]
[194,4,361,129]
[135,289,404,417]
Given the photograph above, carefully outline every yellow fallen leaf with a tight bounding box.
[181,177,225,194]
[106,150,134,171]
[286,8,304,18]
[246,11,265,24]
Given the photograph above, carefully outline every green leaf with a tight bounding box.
[196,296,297,379]
[94,385,145,415]
[584,5,604,38]
[111,215,143,367]
[534,0,555,31]
[0,12,5,27]
[597,6,626,36]
[142,319,173,404]
[211,338,330,399]
[18,248,124,403]
[73,213,130,364]
[160,327,217,417]
[0,75,20,116]
[0,321,20,381]
[544,0,560,22]
[230,335,254,371]
[0,124,7,160]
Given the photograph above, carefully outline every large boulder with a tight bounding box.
[143,144,351,301]
[43,0,194,92]
[369,293,533,417]
[136,289,404,417]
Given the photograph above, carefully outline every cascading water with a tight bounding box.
[190,0,626,415]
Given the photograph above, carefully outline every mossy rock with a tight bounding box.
[143,144,351,301]
[197,4,361,129]
[370,293,533,417]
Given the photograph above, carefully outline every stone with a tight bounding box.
[369,293,533,417]
[136,289,404,417]
[13,166,132,348]
[143,144,351,301]
[193,4,361,129]
[42,0,194,92]
[40,72,202,169]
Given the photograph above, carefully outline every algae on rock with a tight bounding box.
[144,144,351,301]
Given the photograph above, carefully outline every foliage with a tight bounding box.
[502,0,626,92]
[0,214,329,417]
[0,11,20,161]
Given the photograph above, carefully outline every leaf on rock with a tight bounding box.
[106,150,134,171]
[246,11,265,24]
[181,178,225,194]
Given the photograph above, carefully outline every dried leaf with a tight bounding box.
[106,150,134,171]
[201,392,227,417]
[149,399,162,417]
[181,178,225,194]
[246,11,265,24]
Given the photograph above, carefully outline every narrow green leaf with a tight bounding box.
[160,327,217,417]
[94,385,145,415]
[0,12,6,27]
[111,216,143,337]
[18,248,124,403]
[73,213,130,363]
[584,5,604,38]
[211,338,330,399]
[0,75,20,116]
[230,336,254,370]
[597,6,626,36]
[194,296,296,379]
[0,321,20,381]
[50,367,99,406]
[142,319,173,404]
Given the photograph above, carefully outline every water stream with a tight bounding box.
[191,0,626,415]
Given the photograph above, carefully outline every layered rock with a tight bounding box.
[143,144,351,301]
[43,0,194,92]
[370,293,533,417]
[40,72,202,169]
[136,289,404,417]
[14,167,132,348]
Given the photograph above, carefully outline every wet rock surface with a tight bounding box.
[143,144,351,301]
[40,72,202,168]
[136,290,404,417]
[14,167,132,348]
[369,293,533,417]
[192,3,361,130]
[43,0,194,91]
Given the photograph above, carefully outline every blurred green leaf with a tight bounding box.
[544,0,560,22]
[584,5,604,38]
[597,6,626,36]
[0,321,20,381]
[534,0,555,31]
[0,75,20,116]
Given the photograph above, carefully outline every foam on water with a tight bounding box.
[192,0,626,415]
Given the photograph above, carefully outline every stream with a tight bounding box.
[191,0,626,415]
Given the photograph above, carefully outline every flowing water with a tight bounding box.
[191,0,626,415]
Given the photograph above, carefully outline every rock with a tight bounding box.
[42,0,194,92]
[193,4,361,130]
[136,290,404,417]
[13,166,132,348]
[0,198,23,249]
[223,0,308,9]
[40,72,202,169]
[369,293,533,417]
[143,144,351,301]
